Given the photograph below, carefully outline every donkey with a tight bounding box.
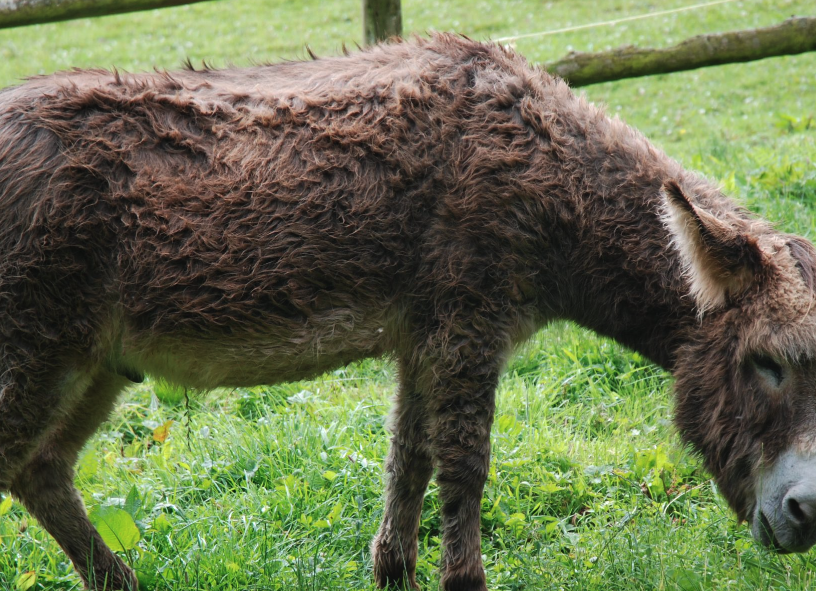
[0,33,815,591]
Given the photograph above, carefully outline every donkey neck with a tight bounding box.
[533,112,701,370]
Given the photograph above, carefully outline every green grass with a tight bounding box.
[2,0,816,589]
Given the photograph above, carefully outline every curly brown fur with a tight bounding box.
[1,34,813,590]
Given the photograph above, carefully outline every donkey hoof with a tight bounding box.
[441,571,487,591]
[84,563,138,591]
[374,572,420,591]
[372,546,419,589]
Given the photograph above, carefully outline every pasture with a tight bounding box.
[1,1,816,589]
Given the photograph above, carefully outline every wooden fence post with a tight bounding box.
[363,0,401,45]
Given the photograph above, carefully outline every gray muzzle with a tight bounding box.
[753,449,816,553]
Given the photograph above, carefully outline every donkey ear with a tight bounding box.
[662,180,765,311]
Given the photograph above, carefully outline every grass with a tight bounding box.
[1,0,816,589]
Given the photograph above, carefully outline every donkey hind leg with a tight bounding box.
[372,359,434,590]
[10,370,137,591]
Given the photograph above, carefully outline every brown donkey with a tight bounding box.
[1,34,815,591]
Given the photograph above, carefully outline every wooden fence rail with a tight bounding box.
[0,0,215,30]
[545,16,816,87]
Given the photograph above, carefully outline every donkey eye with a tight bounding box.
[751,355,785,387]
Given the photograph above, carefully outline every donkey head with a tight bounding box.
[663,179,816,553]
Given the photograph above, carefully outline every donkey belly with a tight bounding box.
[119,312,390,389]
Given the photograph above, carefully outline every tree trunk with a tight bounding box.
[0,0,216,29]
[363,0,401,45]
[543,17,816,87]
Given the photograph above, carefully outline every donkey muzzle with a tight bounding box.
[753,449,816,553]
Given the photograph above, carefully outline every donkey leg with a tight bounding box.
[0,362,74,492]
[372,359,434,590]
[10,370,137,591]
[431,358,500,591]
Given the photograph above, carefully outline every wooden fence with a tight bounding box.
[1,0,814,88]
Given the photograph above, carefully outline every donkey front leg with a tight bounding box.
[372,358,434,590]
[431,360,500,591]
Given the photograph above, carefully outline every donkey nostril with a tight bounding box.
[783,488,816,529]
[787,497,808,525]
